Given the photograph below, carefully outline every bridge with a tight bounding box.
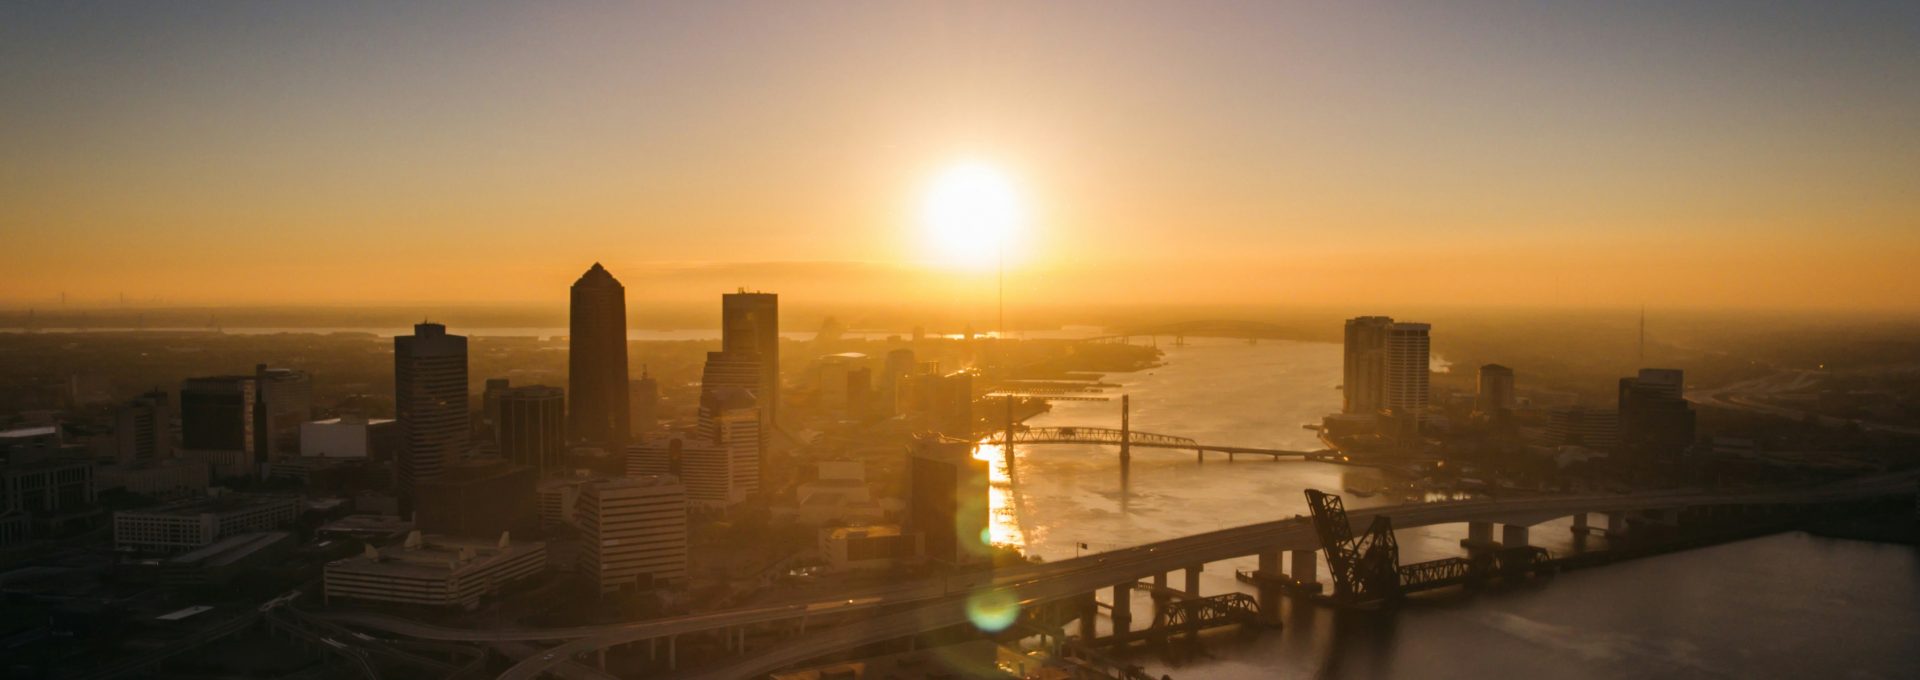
[1085,319,1311,344]
[988,425,1320,459]
[321,471,1918,679]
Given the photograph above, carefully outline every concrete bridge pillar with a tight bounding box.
[1571,513,1591,536]
[1502,524,1530,548]
[1184,564,1204,595]
[1110,583,1134,646]
[1078,597,1098,642]
[1463,521,1497,549]
[1290,549,1319,589]
[1151,572,1170,618]
[1606,512,1630,537]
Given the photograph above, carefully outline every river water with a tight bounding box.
[985,339,1920,679]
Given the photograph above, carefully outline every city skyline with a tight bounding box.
[3,4,1918,679]
[4,2,1920,311]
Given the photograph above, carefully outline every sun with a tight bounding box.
[918,161,1026,269]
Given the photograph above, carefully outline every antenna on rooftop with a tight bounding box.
[1638,305,1646,364]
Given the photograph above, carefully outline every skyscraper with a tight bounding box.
[114,389,171,464]
[721,291,779,425]
[908,434,991,565]
[499,385,565,477]
[1475,364,1516,418]
[628,368,658,437]
[395,322,469,516]
[180,375,255,477]
[1383,322,1431,438]
[1342,316,1393,415]
[1619,368,1696,459]
[254,364,312,461]
[569,263,629,447]
[697,386,761,499]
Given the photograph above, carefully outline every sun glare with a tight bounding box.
[919,161,1025,269]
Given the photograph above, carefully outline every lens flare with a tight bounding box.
[965,588,1021,632]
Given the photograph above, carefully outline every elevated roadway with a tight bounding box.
[325,472,1916,679]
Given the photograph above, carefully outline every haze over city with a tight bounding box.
[6,1,1920,311]
[3,3,1918,680]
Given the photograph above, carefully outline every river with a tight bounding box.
[984,338,1920,679]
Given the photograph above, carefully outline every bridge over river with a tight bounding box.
[320,470,1919,680]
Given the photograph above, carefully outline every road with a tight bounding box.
[448,471,1919,680]
[1689,370,1920,436]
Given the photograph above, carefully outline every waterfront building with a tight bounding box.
[1383,322,1431,438]
[1342,316,1394,415]
[569,263,630,447]
[395,322,469,516]
[907,435,990,565]
[1541,406,1621,451]
[578,476,687,593]
[1619,368,1697,459]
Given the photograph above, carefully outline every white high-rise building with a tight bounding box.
[394,323,469,516]
[1384,322,1431,437]
[1341,316,1394,415]
[697,386,761,499]
[626,434,741,509]
[578,476,687,593]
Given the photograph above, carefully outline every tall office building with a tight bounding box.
[697,387,762,498]
[395,322,469,516]
[880,348,917,415]
[1342,316,1394,415]
[499,386,565,477]
[578,476,688,593]
[722,291,780,426]
[480,378,512,442]
[254,364,312,461]
[1619,368,1696,459]
[180,376,255,477]
[413,458,537,539]
[628,368,659,437]
[1383,322,1431,438]
[907,435,991,565]
[569,263,630,447]
[627,433,742,509]
[114,390,171,464]
[1475,364,1516,418]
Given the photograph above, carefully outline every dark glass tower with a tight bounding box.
[721,291,779,425]
[569,263,630,446]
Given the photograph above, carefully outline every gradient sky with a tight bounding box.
[3,1,1917,311]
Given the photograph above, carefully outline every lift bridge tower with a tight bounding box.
[1304,489,1552,605]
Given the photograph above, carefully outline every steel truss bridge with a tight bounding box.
[1084,319,1306,343]
[987,425,1322,458]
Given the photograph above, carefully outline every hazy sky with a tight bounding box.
[4,1,1917,311]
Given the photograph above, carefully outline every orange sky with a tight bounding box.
[3,2,1918,312]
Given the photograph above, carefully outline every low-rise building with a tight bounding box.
[299,416,400,460]
[96,459,210,500]
[159,530,294,587]
[323,532,546,610]
[112,494,302,554]
[819,524,921,572]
